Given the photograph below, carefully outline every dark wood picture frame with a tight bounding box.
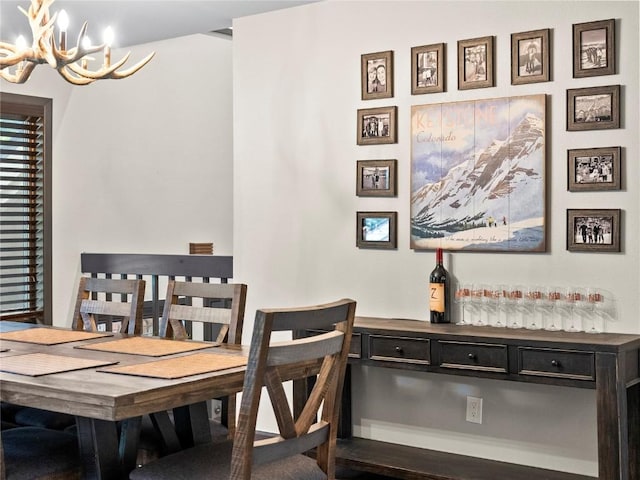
[511,28,550,85]
[573,18,615,78]
[356,211,397,249]
[357,106,397,145]
[356,159,397,197]
[411,43,445,95]
[567,208,620,252]
[361,50,394,100]
[568,146,621,192]
[458,36,494,90]
[566,85,620,131]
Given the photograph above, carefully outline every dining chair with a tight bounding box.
[11,276,147,432]
[129,297,356,480]
[72,277,147,334]
[137,280,247,465]
[0,426,82,480]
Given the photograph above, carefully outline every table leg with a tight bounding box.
[149,411,182,454]
[173,401,211,447]
[119,416,142,472]
[76,417,122,480]
[595,352,630,480]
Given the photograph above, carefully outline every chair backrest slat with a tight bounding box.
[167,304,232,325]
[230,298,356,480]
[80,299,135,317]
[267,330,344,366]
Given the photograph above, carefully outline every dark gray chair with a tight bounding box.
[0,426,82,480]
[130,298,356,480]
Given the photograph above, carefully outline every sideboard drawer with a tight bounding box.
[438,341,508,373]
[369,335,430,365]
[518,347,595,381]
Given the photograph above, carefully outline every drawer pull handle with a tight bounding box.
[551,360,560,367]
[467,353,476,360]
[395,346,404,354]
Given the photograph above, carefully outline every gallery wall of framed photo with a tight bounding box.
[356,16,625,254]
[233,2,637,477]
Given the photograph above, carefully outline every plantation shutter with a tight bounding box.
[0,93,52,323]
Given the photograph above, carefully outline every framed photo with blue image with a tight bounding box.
[356,211,397,249]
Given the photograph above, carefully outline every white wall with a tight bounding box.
[1,33,234,324]
[233,1,639,475]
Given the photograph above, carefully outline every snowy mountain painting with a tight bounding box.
[410,94,546,251]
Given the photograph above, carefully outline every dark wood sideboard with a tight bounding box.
[296,316,640,480]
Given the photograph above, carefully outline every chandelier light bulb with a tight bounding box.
[15,35,27,51]
[57,9,69,32]
[103,26,114,46]
[57,9,69,50]
[82,36,92,49]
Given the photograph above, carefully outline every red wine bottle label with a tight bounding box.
[429,283,445,313]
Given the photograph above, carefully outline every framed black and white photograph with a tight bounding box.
[356,211,397,249]
[566,85,620,131]
[458,36,494,90]
[356,159,397,197]
[511,28,550,85]
[411,43,445,94]
[568,147,621,192]
[361,50,394,100]
[567,208,621,252]
[357,106,397,145]
[573,19,615,78]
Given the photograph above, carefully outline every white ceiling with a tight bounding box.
[0,1,322,48]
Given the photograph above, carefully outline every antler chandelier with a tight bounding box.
[0,0,155,85]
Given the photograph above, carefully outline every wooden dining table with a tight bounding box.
[0,321,249,480]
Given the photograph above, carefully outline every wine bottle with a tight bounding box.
[429,248,450,323]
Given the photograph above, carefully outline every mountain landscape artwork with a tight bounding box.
[410,94,546,251]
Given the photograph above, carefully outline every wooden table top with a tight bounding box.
[0,323,249,421]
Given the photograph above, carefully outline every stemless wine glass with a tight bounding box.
[454,282,472,326]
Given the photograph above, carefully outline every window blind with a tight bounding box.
[0,94,51,322]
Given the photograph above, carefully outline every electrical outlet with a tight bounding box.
[466,396,483,424]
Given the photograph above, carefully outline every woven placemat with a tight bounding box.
[0,328,111,345]
[0,353,118,376]
[75,336,213,357]
[98,352,247,379]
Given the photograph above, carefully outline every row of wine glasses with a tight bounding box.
[453,284,615,333]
